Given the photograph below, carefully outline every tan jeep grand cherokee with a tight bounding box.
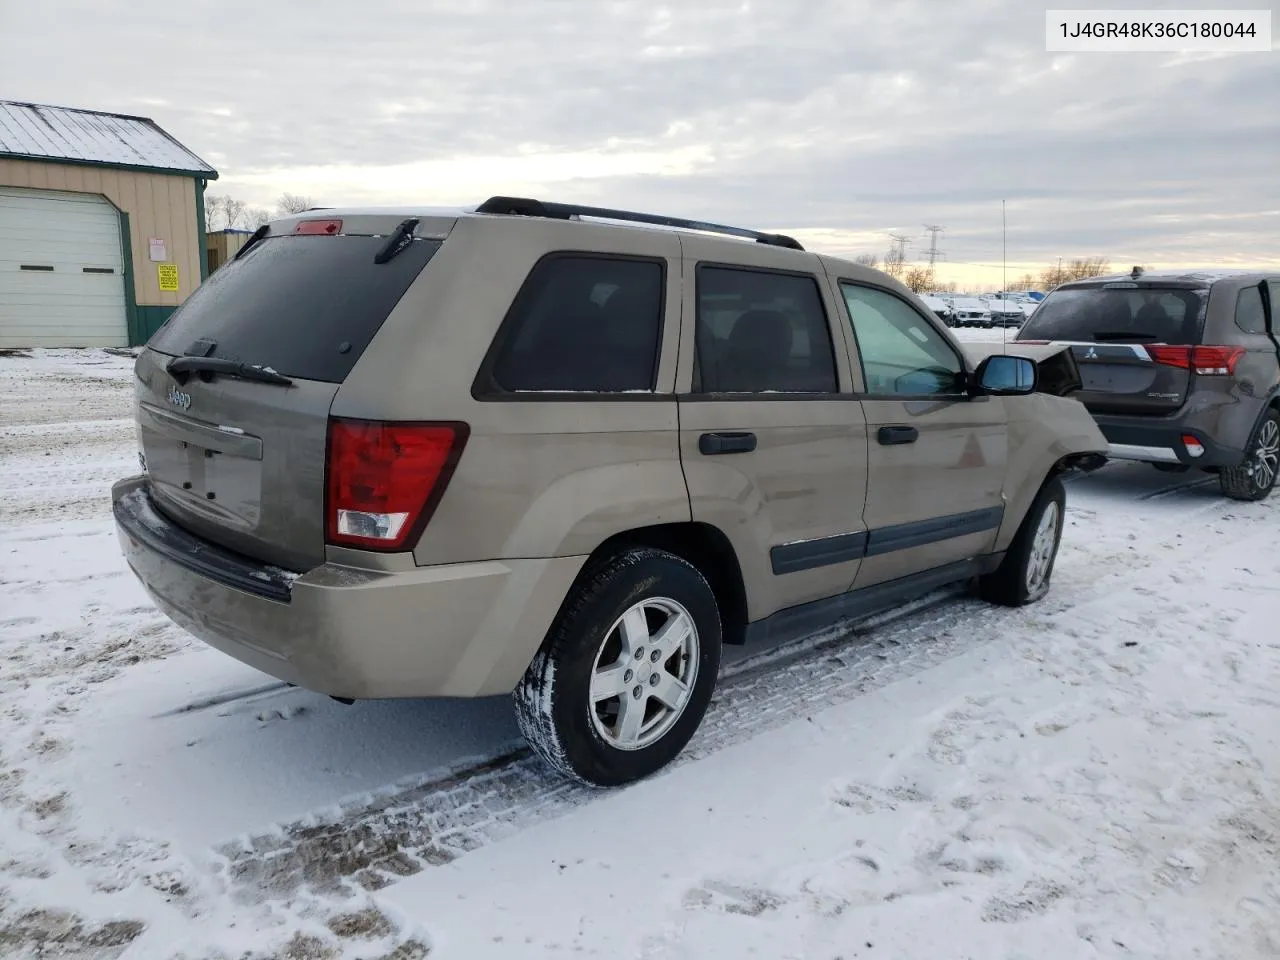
[113,197,1106,786]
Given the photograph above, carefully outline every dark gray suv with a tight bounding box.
[1016,269,1280,501]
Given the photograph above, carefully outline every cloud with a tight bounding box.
[1,0,1275,286]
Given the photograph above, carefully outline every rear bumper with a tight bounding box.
[112,476,584,699]
[1095,417,1244,467]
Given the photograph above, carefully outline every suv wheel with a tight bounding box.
[514,548,722,787]
[979,475,1066,607]
[1219,409,1279,502]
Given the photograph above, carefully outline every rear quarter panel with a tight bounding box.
[333,216,691,565]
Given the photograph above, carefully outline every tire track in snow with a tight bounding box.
[215,500,1256,903]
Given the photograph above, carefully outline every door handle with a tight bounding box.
[877,425,919,446]
[699,432,758,455]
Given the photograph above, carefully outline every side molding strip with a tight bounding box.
[769,506,1005,575]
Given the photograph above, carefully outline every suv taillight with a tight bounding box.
[1146,345,1244,376]
[325,418,469,551]
[1146,345,1245,376]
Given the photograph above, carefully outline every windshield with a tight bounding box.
[148,234,441,383]
[1018,285,1207,344]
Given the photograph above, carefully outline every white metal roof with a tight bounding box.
[0,101,217,178]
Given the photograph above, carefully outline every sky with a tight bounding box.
[1,0,1276,289]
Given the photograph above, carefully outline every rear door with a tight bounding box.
[1266,280,1280,357]
[676,243,869,622]
[834,279,1007,589]
[1016,282,1209,416]
[137,219,446,572]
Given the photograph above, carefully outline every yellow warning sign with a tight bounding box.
[157,262,180,292]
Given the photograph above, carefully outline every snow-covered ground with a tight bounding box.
[1,347,1277,959]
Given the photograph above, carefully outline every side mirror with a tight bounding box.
[974,354,1037,395]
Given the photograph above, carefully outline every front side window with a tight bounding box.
[694,266,837,393]
[840,283,964,396]
[488,255,665,393]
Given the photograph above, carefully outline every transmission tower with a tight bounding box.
[887,232,912,277]
[922,225,945,284]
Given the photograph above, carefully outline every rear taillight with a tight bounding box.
[325,418,469,551]
[295,219,343,235]
[1147,345,1245,376]
[1189,346,1245,376]
[1146,345,1191,369]
[1182,435,1205,458]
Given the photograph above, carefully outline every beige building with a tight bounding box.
[0,100,218,348]
[206,228,255,275]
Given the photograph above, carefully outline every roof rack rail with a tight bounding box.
[474,195,805,251]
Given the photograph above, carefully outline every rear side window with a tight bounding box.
[1018,285,1206,344]
[149,235,441,383]
[1235,285,1266,334]
[694,266,837,393]
[486,255,665,393]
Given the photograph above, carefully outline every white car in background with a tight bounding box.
[985,296,1027,328]
[948,296,993,327]
[917,294,954,325]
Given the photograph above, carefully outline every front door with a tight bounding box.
[833,279,1008,589]
[677,247,869,622]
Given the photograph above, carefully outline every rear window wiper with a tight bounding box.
[166,355,293,386]
[1091,331,1161,342]
[373,218,420,264]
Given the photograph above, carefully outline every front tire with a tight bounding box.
[1219,410,1279,502]
[514,548,722,787]
[980,475,1066,607]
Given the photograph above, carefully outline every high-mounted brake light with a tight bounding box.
[325,419,469,551]
[295,219,343,235]
[1147,345,1245,376]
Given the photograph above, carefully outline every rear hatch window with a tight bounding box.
[1017,284,1207,345]
[148,233,442,382]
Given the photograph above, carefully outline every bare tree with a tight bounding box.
[245,208,273,229]
[1040,257,1110,291]
[223,196,248,229]
[853,254,880,269]
[276,193,315,216]
[903,265,932,293]
[1066,257,1110,281]
[204,194,248,230]
[882,247,905,280]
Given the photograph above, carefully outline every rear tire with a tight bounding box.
[1219,409,1279,502]
[979,475,1066,607]
[514,548,722,787]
